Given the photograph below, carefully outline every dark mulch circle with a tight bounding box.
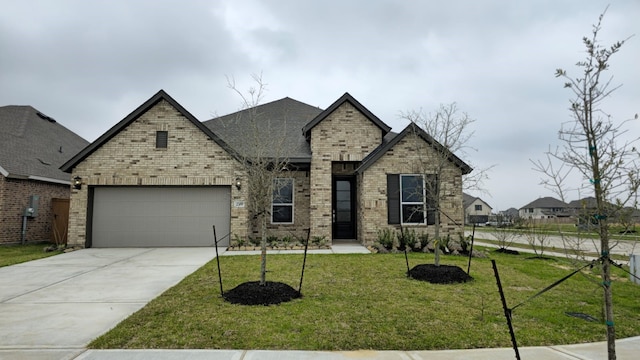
[494,248,520,255]
[222,281,301,306]
[408,264,473,284]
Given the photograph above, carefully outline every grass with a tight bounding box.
[0,244,62,267]
[90,249,640,350]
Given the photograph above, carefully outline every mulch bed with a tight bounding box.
[494,248,520,255]
[223,281,302,306]
[408,264,473,284]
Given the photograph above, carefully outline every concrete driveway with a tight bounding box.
[0,247,218,359]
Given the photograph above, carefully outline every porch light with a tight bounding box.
[73,176,82,190]
[235,178,242,190]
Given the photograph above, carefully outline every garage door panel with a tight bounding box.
[91,187,231,247]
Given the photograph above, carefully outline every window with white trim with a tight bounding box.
[400,174,425,224]
[272,178,294,224]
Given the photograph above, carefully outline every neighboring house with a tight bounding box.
[500,208,520,221]
[462,192,492,224]
[0,106,89,244]
[61,90,472,248]
[519,196,571,220]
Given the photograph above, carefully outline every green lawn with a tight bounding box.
[0,244,61,267]
[90,250,640,350]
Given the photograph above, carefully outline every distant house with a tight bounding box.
[500,208,519,220]
[0,106,89,244]
[519,197,571,220]
[463,192,492,225]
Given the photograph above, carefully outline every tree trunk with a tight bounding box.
[260,215,267,285]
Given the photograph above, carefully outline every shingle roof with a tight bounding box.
[61,90,237,173]
[0,105,89,183]
[356,122,473,175]
[463,192,477,208]
[520,196,568,209]
[204,97,322,162]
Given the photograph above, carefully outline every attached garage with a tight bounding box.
[90,186,231,247]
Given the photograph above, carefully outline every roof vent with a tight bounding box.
[36,112,56,123]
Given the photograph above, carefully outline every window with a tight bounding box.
[475,204,482,211]
[272,178,294,223]
[387,174,437,225]
[156,131,168,148]
[401,175,425,224]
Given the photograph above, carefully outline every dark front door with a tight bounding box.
[333,177,356,239]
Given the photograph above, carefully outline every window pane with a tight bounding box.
[156,131,168,148]
[401,175,423,202]
[273,179,293,204]
[272,205,292,223]
[402,204,424,223]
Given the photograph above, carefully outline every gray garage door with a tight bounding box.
[91,186,230,247]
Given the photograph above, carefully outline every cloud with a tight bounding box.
[1,0,638,211]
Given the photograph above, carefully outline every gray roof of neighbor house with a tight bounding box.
[0,105,89,183]
[462,192,492,210]
[567,197,599,209]
[520,196,568,210]
[204,97,322,162]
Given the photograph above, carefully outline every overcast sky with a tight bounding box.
[1,0,638,211]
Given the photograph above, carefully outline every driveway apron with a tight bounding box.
[0,248,217,352]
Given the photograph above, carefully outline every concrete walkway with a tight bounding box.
[1,244,639,359]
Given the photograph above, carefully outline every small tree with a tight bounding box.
[522,218,550,258]
[226,74,291,286]
[402,103,490,265]
[534,8,639,359]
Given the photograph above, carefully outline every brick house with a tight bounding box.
[61,90,472,247]
[0,106,89,244]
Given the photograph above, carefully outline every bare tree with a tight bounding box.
[522,218,550,258]
[402,103,491,265]
[226,73,291,286]
[533,9,639,359]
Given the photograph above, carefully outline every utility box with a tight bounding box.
[25,195,39,218]
[631,255,640,285]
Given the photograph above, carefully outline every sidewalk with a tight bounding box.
[72,335,640,359]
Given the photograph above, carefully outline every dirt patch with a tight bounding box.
[408,264,473,284]
[223,281,301,306]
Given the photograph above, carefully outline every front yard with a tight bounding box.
[90,250,640,350]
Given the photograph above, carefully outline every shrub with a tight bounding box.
[233,234,246,247]
[398,228,418,251]
[311,235,328,247]
[418,233,430,251]
[376,228,396,251]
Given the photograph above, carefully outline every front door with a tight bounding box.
[333,176,356,239]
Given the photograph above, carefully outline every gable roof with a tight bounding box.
[520,196,568,210]
[356,122,473,175]
[61,90,238,173]
[302,92,391,138]
[204,97,322,162]
[0,105,89,183]
[463,192,493,209]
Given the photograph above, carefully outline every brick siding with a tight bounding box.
[0,175,70,244]
[358,133,465,245]
[67,100,248,247]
